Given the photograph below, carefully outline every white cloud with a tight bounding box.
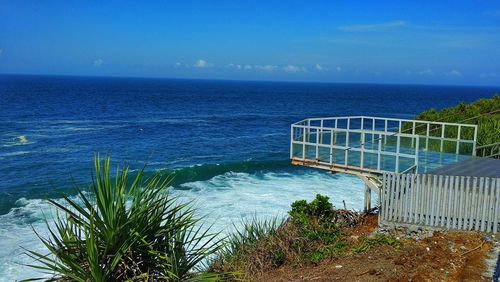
[338,20,407,32]
[484,10,500,18]
[93,58,103,67]
[254,65,278,72]
[194,59,209,68]
[244,65,252,70]
[480,72,500,80]
[444,69,462,77]
[228,63,243,70]
[315,64,323,71]
[419,69,434,76]
[283,65,306,73]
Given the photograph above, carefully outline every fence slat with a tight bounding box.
[494,179,499,234]
[399,174,406,221]
[387,174,396,220]
[381,173,386,220]
[384,173,392,220]
[403,174,411,222]
[470,177,478,230]
[394,174,401,221]
[488,178,495,232]
[441,176,449,227]
[481,178,490,232]
[413,174,421,224]
[457,176,465,229]
[424,175,432,225]
[430,175,438,226]
[380,173,499,234]
[434,175,442,226]
[446,176,455,230]
[463,177,471,230]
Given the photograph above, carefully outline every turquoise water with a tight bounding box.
[0,74,498,280]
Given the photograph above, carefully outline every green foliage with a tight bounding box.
[271,250,285,267]
[403,95,500,155]
[25,155,222,282]
[209,194,402,279]
[310,242,347,263]
[351,235,400,253]
[289,194,335,226]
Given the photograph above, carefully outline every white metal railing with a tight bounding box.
[476,142,500,159]
[290,116,478,175]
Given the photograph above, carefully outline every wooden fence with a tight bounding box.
[380,173,500,233]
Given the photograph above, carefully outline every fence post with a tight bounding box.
[364,185,371,212]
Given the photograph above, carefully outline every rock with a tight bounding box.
[335,265,343,269]
[367,268,377,275]
[394,256,407,265]
[407,225,420,233]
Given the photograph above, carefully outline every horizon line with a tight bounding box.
[1,72,500,89]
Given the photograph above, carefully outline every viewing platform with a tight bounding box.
[290,116,500,233]
[290,116,477,176]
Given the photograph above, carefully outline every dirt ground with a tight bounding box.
[258,215,494,282]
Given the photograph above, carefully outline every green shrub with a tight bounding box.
[25,155,222,282]
[289,194,335,226]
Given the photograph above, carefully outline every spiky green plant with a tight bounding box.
[221,217,284,260]
[25,155,222,281]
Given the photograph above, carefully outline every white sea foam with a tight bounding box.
[0,170,371,281]
[0,151,31,158]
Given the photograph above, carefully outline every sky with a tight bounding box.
[1,0,500,86]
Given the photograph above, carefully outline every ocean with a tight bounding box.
[0,74,498,280]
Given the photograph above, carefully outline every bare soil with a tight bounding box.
[257,215,493,282]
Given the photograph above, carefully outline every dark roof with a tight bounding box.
[430,158,500,178]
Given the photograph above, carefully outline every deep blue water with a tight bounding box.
[0,74,499,279]
[1,74,498,214]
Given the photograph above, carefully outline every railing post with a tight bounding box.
[456,125,461,155]
[306,119,311,142]
[411,121,416,147]
[372,118,375,144]
[360,132,365,169]
[425,123,430,151]
[472,125,478,156]
[315,127,320,161]
[344,132,349,166]
[377,133,382,171]
[345,118,350,167]
[302,124,306,160]
[395,135,401,173]
[440,125,445,152]
[290,125,294,159]
[415,136,420,172]
[320,119,324,144]
[384,119,388,144]
[330,129,334,164]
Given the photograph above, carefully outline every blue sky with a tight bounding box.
[1,1,500,85]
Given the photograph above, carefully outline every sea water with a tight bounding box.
[0,74,498,280]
